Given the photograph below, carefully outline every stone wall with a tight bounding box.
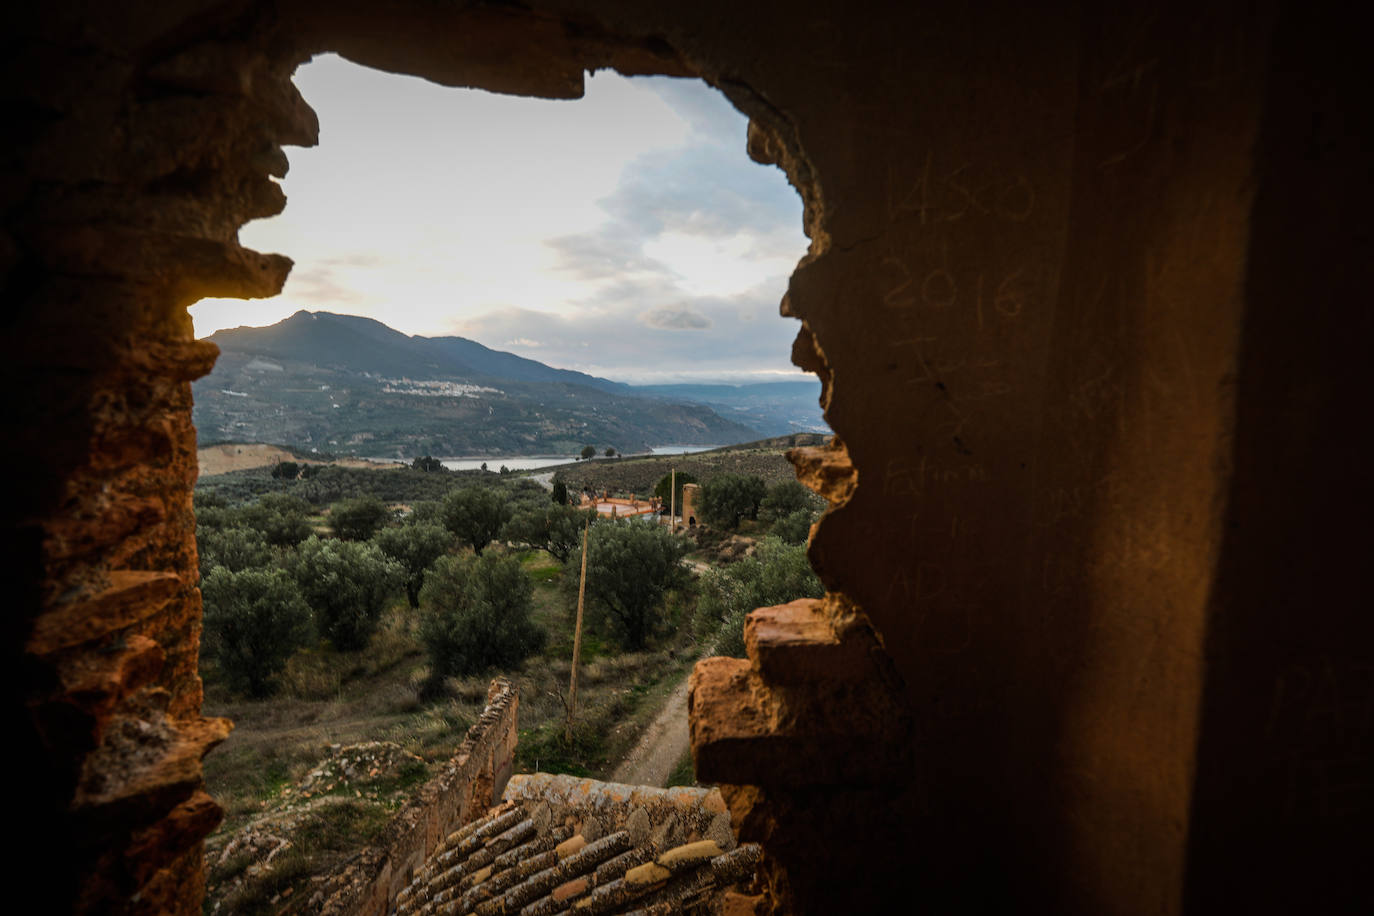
[6,1,1370,914]
[4,4,312,909]
[309,678,518,916]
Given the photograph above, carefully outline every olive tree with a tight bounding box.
[573,521,689,650]
[289,536,403,650]
[201,567,313,696]
[503,503,596,564]
[373,522,454,607]
[241,493,315,547]
[771,508,819,545]
[759,480,821,521]
[441,486,511,555]
[699,473,767,530]
[329,495,392,541]
[418,553,544,691]
[196,525,271,580]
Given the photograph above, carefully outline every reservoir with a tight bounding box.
[433,444,723,472]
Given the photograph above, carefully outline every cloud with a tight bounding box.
[599,142,799,239]
[641,307,712,330]
[452,288,803,383]
[286,266,366,303]
[544,232,672,281]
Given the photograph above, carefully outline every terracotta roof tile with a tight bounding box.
[395,776,759,916]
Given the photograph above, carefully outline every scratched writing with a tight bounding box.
[881,259,1033,328]
[884,337,1012,414]
[888,337,1003,383]
[888,152,1036,225]
[884,455,990,500]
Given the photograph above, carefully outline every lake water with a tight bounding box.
[430,445,722,472]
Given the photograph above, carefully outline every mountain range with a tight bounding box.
[193,311,824,458]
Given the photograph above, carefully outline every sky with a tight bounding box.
[189,54,809,384]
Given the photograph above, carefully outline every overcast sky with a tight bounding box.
[189,54,808,384]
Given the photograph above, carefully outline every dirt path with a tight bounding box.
[610,674,692,787]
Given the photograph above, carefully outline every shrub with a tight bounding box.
[696,536,823,657]
[418,554,544,690]
[201,567,313,696]
[290,536,404,650]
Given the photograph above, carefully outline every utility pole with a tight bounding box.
[669,468,676,533]
[566,518,590,744]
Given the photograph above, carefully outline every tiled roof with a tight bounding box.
[394,774,760,915]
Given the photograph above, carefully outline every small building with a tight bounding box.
[680,483,701,527]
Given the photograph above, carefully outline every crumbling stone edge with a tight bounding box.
[308,678,519,916]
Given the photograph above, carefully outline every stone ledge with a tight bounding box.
[690,656,910,788]
[745,599,876,684]
[30,570,182,655]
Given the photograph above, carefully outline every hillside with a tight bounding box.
[548,433,829,494]
[635,381,825,437]
[194,312,760,457]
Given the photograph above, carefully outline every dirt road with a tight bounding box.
[609,674,692,787]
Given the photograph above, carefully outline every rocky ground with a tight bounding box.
[206,741,429,913]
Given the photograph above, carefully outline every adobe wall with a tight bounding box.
[310,678,519,916]
[4,1,1369,914]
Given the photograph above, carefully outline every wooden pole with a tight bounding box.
[566,518,590,743]
[670,468,676,533]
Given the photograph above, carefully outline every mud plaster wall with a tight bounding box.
[3,1,1370,914]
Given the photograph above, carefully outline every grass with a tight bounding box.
[666,749,697,788]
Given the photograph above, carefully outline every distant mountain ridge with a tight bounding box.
[194,311,773,458]
[635,381,825,437]
[209,311,632,394]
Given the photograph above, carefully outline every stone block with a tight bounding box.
[744,600,875,684]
